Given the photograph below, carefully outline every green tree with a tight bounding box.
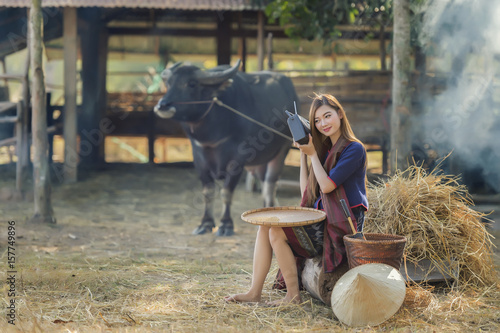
[264,0,356,42]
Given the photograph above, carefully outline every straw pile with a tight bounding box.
[365,165,498,287]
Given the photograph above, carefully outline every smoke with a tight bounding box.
[416,0,500,193]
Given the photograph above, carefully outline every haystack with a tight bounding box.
[365,165,497,287]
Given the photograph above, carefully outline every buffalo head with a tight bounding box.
[154,60,241,122]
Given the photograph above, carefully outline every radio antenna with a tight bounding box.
[294,101,298,114]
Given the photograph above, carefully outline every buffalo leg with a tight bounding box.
[245,164,267,192]
[263,144,290,207]
[216,169,243,236]
[217,187,234,236]
[192,183,216,235]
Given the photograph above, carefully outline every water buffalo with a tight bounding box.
[154,60,297,236]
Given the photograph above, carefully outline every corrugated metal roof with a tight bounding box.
[0,0,262,10]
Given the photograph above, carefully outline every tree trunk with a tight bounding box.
[30,0,55,224]
[390,0,412,173]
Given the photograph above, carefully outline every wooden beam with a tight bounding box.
[107,27,218,37]
[106,26,392,40]
[0,116,17,123]
[63,7,78,183]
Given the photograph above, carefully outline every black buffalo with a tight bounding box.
[154,60,297,236]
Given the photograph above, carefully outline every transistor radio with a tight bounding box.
[285,101,310,145]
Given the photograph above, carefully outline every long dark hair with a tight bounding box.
[305,94,366,207]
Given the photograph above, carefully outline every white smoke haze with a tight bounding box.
[417,0,500,193]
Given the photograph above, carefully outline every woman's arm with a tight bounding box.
[299,151,308,196]
[309,153,336,194]
[294,135,336,196]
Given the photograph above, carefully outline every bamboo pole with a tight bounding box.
[29,0,55,223]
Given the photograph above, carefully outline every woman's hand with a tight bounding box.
[293,135,316,157]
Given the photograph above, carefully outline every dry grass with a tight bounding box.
[0,163,499,332]
[365,165,499,288]
[1,252,499,333]
[1,254,342,332]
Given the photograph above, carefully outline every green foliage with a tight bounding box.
[350,0,393,27]
[264,0,429,49]
[264,0,356,42]
[264,0,396,43]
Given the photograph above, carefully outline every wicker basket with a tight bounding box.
[343,233,407,270]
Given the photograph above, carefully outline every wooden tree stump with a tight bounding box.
[301,256,349,304]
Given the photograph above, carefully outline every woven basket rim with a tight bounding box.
[241,206,326,226]
[344,233,407,244]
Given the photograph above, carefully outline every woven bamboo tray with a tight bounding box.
[241,206,326,226]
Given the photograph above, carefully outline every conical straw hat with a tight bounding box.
[331,263,406,327]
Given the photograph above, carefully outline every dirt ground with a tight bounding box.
[0,163,499,332]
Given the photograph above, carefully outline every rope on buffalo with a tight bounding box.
[172,97,293,141]
[212,98,293,142]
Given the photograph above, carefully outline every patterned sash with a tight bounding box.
[300,137,357,273]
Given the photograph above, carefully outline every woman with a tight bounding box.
[225,94,368,306]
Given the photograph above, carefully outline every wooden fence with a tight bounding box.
[0,100,26,193]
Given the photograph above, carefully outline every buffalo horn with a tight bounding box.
[195,59,241,85]
[161,61,183,81]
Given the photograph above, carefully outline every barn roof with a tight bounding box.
[0,0,263,10]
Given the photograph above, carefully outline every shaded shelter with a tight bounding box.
[0,0,274,182]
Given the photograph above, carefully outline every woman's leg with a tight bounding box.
[267,227,301,305]
[224,225,273,302]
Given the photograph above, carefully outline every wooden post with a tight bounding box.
[148,110,155,164]
[379,24,387,71]
[80,8,107,167]
[63,7,78,182]
[21,14,31,170]
[266,33,273,70]
[15,101,23,195]
[237,13,247,72]
[29,0,55,223]
[216,12,231,65]
[390,0,412,173]
[97,28,108,163]
[257,11,265,71]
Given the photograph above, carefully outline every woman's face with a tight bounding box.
[314,104,342,141]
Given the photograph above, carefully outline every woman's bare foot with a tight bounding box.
[265,295,301,307]
[224,292,261,303]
